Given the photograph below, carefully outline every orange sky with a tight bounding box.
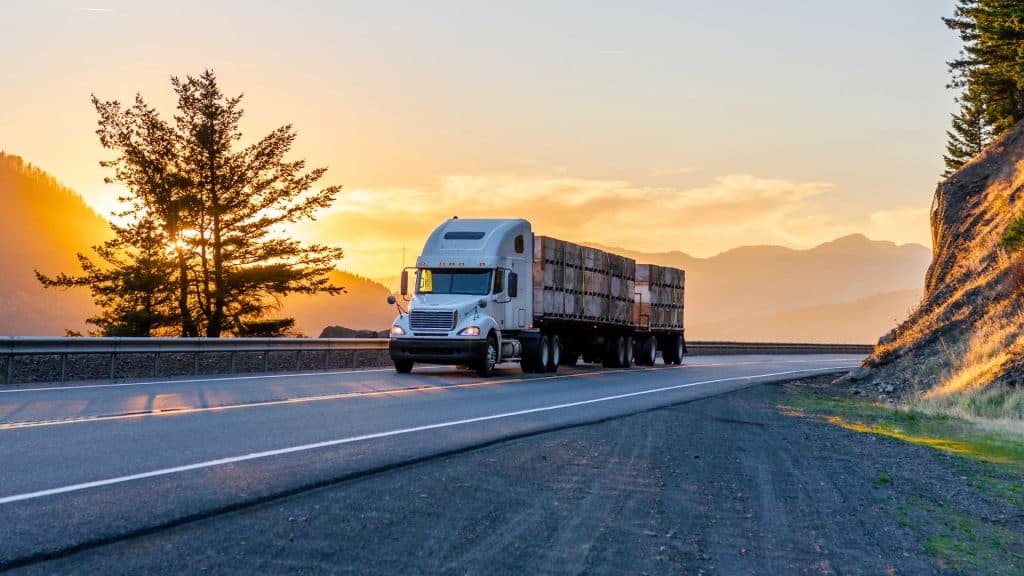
[2,2,956,278]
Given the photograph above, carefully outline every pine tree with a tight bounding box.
[36,214,178,336]
[944,0,1024,157]
[75,70,345,337]
[944,88,993,176]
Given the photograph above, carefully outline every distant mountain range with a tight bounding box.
[1,152,931,341]
[587,237,931,342]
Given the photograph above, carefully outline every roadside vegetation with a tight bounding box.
[785,386,1024,574]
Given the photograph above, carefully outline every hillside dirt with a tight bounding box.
[14,375,1021,575]
[866,119,1024,398]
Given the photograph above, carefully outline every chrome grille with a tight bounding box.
[410,309,456,331]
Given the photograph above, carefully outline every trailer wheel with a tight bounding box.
[643,336,657,366]
[394,359,413,374]
[475,335,498,377]
[622,337,633,368]
[666,334,684,365]
[603,335,625,368]
[546,335,561,373]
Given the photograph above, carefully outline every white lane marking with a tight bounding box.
[0,367,425,394]
[0,359,861,429]
[0,355,859,395]
[0,365,856,505]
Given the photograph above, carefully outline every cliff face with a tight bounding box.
[868,121,1024,397]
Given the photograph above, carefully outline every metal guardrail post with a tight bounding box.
[60,353,67,383]
[109,352,116,380]
[153,353,160,377]
[353,350,359,370]
[6,354,13,385]
[229,350,236,374]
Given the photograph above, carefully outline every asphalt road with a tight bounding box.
[0,355,860,570]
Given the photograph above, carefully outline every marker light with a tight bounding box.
[458,326,481,336]
[390,325,406,336]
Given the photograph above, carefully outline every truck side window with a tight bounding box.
[514,235,524,254]
[493,269,504,294]
[508,272,518,298]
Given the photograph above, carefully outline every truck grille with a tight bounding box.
[410,309,456,331]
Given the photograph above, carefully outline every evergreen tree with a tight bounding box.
[944,88,993,176]
[45,70,344,337]
[36,214,178,336]
[944,0,1024,173]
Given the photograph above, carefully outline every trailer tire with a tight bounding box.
[546,335,561,373]
[622,337,633,368]
[643,335,658,366]
[394,359,413,374]
[603,335,625,368]
[666,334,684,365]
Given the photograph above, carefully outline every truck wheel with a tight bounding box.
[546,335,561,373]
[603,336,624,368]
[521,335,545,374]
[475,335,498,377]
[672,334,685,365]
[394,359,413,374]
[665,334,684,365]
[622,337,633,368]
[643,336,657,366]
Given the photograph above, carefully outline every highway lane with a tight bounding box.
[0,355,860,568]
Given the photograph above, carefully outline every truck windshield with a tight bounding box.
[417,269,493,295]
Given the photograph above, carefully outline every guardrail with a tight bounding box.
[0,337,389,385]
[686,341,874,356]
[0,337,871,385]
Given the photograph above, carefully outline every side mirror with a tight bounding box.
[400,270,409,296]
[478,298,488,309]
[508,272,518,298]
[387,295,397,305]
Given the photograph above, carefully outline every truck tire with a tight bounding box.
[665,334,684,365]
[475,335,498,377]
[546,334,561,373]
[622,337,633,368]
[603,335,625,368]
[521,334,547,374]
[394,359,413,374]
[643,335,657,366]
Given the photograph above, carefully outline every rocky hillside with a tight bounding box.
[864,120,1024,405]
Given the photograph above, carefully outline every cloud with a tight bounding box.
[302,172,855,277]
[650,167,696,177]
[79,7,114,13]
[588,49,632,56]
[865,207,931,247]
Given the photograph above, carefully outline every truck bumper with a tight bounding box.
[389,337,487,365]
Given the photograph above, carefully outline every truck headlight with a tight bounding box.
[457,326,481,337]
[390,325,406,336]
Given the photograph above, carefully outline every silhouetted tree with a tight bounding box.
[44,70,344,337]
[36,215,178,336]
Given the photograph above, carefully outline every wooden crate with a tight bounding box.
[634,263,685,330]
[534,236,635,325]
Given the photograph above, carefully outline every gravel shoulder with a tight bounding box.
[12,376,1023,575]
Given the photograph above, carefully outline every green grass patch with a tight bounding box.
[784,393,1024,469]
[874,474,891,485]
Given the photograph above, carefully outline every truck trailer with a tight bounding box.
[386,218,685,376]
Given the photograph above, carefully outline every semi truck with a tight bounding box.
[386,218,685,376]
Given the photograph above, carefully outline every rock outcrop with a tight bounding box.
[867,121,1024,398]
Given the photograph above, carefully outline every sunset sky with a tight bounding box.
[2,1,958,278]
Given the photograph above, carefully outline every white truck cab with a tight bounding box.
[388,218,532,375]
